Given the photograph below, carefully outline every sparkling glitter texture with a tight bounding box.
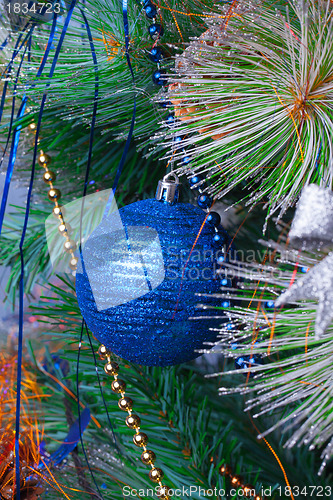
[76,199,225,366]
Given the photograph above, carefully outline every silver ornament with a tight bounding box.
[276,184,333,339]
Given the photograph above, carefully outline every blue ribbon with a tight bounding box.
[0,15,57,235]
[0,96,28,237]
[0,32,31,234]
[36,13,58,78]
[15,4,77,498]
[39,408,91,468]
[103,0,137,218]
[0,15,58,237]
[79,7,98,199]
[0,31,25,125]
[0,33,11,51]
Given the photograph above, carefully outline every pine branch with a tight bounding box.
[27,277,332,498]
[209,219,333,475]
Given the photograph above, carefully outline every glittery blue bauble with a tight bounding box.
[76,199,226,366]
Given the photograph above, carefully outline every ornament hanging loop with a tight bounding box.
[155,172,180,205]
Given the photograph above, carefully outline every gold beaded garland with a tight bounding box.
[28,122,78,274]
[218,464,263,500]
[133,432,148,447]
[38,152,51,167]
[58,222,71,236]
[48,188,61,201]
[243,484,255,497]
[141,450,156,464]
[111,379,126,393]
[43,170,56,183]
[125,414,141,429]
[99,345,171,500]
[53,206,64,218]
[104,361,119,376]
[69,257,79,270]
[219,464,232,477]
[64,239,77,252]
[149,468,164,482]
[98,345,110,359]
[230,474,243,487]
[118,397,133,412]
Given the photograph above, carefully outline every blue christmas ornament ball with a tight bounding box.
[76,199,226,366]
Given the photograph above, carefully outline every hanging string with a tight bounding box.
[85,324,120,452]
[76,322,104,499]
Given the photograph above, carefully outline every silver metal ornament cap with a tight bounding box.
[155,172,180,205]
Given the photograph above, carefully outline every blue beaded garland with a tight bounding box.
[197,194,213,209]
[166,113,175,125]
[189,174,203,186]
[235,354,262,377]
[206,211,221,227]
[149,47,164,63]
[158,99,171,108]
[122,10,234,367]
[173,136,182,148]
[152,70,167,86]
[221,278,231,286]
[212,232,226,246]
[148,23,164,39]
[145,3,157,18]
[76,199,226,366]
[217,254,229,264]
